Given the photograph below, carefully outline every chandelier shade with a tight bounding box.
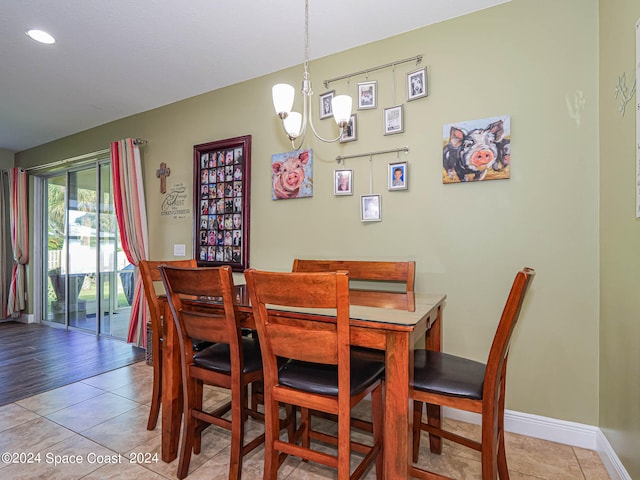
[272,83,295,119]
[331,95,352,126]
[283,112,303,139]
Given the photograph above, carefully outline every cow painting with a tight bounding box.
[442,115,511,183]
[271,149,313,200]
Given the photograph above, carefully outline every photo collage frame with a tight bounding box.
[193,135,251,271]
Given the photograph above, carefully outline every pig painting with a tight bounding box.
[271,149,313,200]
[442,115,511,183]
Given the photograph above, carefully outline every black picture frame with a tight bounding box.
[193,135,251,271]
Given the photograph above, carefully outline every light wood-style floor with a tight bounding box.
[0,361,611,479]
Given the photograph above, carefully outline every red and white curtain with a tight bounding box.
[111,139,149,346]
[6,168,29,317]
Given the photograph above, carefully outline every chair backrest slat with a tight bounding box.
[292,259,415,311]
[484,267,535,402]
[268,322,338,364]
[160,265,241,352]
[139,259,198,322]
[245,269,349,369]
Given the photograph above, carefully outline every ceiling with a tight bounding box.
[0,0,508,153]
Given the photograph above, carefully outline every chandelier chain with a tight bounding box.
[304,0,310,69]
[272,0,350,149]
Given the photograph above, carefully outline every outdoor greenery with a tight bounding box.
[47,184,65,250]
[46,178,127,308]
[46,275,129,307]
[47,182,117,252]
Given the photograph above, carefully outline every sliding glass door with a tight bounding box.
[45,173,69,327]
[42,161,131,339]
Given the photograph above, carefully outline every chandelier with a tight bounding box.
[271,0,352,150]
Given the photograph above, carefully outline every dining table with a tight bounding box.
[159,284,446,479]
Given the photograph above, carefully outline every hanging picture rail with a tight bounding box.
[323,55,423,89]
[335,146,409,164]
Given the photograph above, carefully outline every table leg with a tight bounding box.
[424,305,443,454]
[383,331,412,479]
[161,301,182,463]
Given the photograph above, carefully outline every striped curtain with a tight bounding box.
[111,139,149,346]
[0,170,10,318]
[7,168,29,317]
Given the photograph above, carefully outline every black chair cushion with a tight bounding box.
[193,337,262,374]
[278,356,384,396]
[351,347,386,378]
[192,340,214,351]
[413,349,486,400]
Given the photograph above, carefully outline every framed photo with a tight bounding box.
[319,90,334,119]
[193,135,251,271]
[384,105,404,135]
[407,67,428,101]
[361,194,381,222]
[388,162,408,190]
[357,81,377,110]
[334,169,353,195]
[340,114,357,143]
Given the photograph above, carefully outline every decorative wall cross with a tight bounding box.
[156,162,171,194]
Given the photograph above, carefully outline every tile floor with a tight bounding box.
[0,361,611,479]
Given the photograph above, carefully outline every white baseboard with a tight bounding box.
[0,313,36,324]
[442,407,630,480]
[596,429,633,480]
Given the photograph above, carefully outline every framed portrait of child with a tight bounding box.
[388,161,408,190]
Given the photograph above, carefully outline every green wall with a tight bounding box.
[16,0,601,428]
[599,0,640,477]
[0,149,14,169]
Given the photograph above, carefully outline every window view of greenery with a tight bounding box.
[46,175,131,338]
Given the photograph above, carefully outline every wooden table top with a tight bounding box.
[187,284,445,327]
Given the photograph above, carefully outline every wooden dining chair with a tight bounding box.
[160,265,265,480]
[292,258,416,432]
[292,258,416,311]
[244,268,384,480]
[139,258,198,430]
[410,267,535,480]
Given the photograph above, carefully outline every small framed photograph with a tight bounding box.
[384,105,404,135]
[407,67,428,101]
[361,194,382,222]
[334,169,353,195]
[319,90,334,119]
[340,114,357,143]
[357,81,377,110]
[388,161,408,190]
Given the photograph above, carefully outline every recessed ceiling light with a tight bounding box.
[26,29,55,44]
